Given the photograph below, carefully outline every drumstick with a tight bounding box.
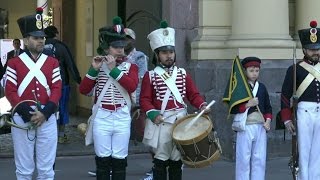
[184,100,216,131]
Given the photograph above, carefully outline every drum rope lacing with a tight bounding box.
[175,142,185,156]
[210,130,222,154]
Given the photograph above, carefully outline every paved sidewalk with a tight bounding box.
[0,115,295,179]
[0,154,293,180]
[0,115,150,158]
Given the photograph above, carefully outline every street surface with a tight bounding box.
[0,154,293,180]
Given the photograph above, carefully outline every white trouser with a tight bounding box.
[153,109,187,161]
[11,114,57,180]
[297,102,320,180]
[236,124,267,180]
[93,106,131,159]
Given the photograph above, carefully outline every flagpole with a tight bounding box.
[256,106,265,122]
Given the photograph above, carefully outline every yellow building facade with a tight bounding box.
[2,0,320,112]
[192,0,320,60]
[0,0,119,113]
[1,0,320,158]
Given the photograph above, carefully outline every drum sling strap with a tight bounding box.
[296,62,320,99]
[18,53,50,97]
[142,67,184,148]
[101,63,132,109]
[154,66,186,107]
[85,68,113,146]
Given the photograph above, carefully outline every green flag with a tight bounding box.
[223,56,253,113]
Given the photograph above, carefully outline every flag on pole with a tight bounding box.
[223,56,253,114]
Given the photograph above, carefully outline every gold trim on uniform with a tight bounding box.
[161,72,170,80]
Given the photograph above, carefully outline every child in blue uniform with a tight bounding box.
[231,57,272,180]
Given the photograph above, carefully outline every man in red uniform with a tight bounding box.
[5,8,62,180]
[79,16,138,179]
[140,21,210,180]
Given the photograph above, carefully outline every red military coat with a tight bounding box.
[5,52,62,109]
[140,66,206,121]
[79,62,138,110]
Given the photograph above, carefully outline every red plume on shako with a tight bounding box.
[36,7,43,14]
[310,20,317,28]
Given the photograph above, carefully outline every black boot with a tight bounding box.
[95,156,111,180]
[112,158,127,180]
[153,158,168,180]
[168,160,182,180]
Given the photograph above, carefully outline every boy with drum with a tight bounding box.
[231,57,272,180]
[140,21,210,180]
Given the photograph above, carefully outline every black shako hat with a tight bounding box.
[241,57,261,68]
[298,20,320,50]
[17,7,46,38]
[97,16,127,55]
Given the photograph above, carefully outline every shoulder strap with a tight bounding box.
[101,62,132,109]
[252,81,259,97]
[296,62,320,98]
[154,66,185,105]
[161,89,171,114]
[18,53,50,96]
[299,61,320,80]
[91,77,113,119]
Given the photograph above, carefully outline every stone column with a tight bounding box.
[226,0,293,48]
[295,0,320,47]
[191,0,232,60]
[37,0,49,15]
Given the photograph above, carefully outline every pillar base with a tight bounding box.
[191,47,304,60]
[226,35,295,48]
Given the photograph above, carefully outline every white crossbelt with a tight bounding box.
[18,53,50,97]
[154,66,185,106]
[296,62,320,98]
[101,62,132,109]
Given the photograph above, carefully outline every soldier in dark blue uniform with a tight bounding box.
[281,20,320,179]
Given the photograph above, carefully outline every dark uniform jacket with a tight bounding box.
[45,38,81,85]
[231,81,273,120]
[281,59,320,121]
[7,48,24,60]
[4,48,25,72]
